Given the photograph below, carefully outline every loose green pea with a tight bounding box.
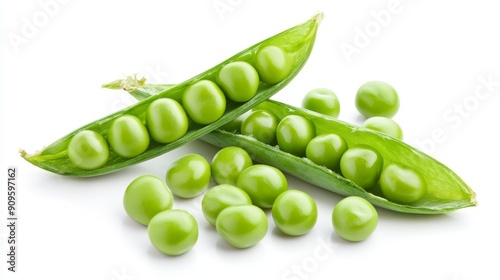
[211,146,253,185]
[123,175,174,225]
[216,205,268,249]
[306,134,348,171]
[362,116,403,140]
[166,154,211,198]
[148,209,198,256]
[332,196,378,242]
[202,184,252,226]
[272,190,317,236]
[182,80,226,125]
[240,109,279,145]
[68,130,109,170]
[217,61,260,102]
[254,45,290,84]
[340,145,383,189]
[355,81,400,118]
[276,115,316,157]
[146,98,189,143]
[108,114,150,158]
[302,88,341,118]
[236,164,288,208]
[380,163,427,204]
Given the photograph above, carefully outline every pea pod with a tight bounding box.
[123,84,476,214]
[20,13,322,177]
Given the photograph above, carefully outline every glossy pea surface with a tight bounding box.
[302,88,340,118]
[182,80,226,124]
[272,190,317,236]
[202,184,252,226]
[216,205,268,249]
[108,114,150,158]
[236,164,288,208]
[123,175,173,225]
[332,196,378,242]
[211,146,253,185]
[306,134,348,171]
[217,61,259,102]
[276,115,315,157]
[362,116,403,140]
[254,45,290,84]
[355,81,399,118]
[68,130,109,170]
[166,154,211,198]
[146,98,189,143]
[380,163,427,204]
[241,109,279,145]
[148,209,198,256]
[340,145,383,189]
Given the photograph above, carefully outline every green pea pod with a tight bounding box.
[122,83,476,214]
[20,13,322,177]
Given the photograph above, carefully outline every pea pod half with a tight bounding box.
[20,13,322,177]
[121,83,476,214]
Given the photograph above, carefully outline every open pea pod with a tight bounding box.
[124,84,476,214]
[20,13,322,177]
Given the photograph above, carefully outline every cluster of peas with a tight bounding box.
[66,44,291,170]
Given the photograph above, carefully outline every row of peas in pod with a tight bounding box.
[123,145,378,256]
[66,45,291,171]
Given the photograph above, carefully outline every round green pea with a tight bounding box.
[254,45,290,85]
[276,115,316,157]
[240,109,279,145]
[123,175,174,225]
[211,146,253,185]
[201,184,252,226]
[146,98,189,143]
[355,81,399,118]
[108,114,150,158]
[216,205,268,249]
[217,61,260,102]
[272,190,317,236]
[362,116,403,140]
[306,134,348,171]
[166,154,211,198]
[340,145,383,189]
[302,88,341,118]
[236,164,288,208]
[380,163,427,204]
[68,130,109,170]
[182,80,226,125]
[332,196,378,242]
[148,209,198,256]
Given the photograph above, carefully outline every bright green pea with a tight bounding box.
[123,175,174,225]
[146,98,189,143]
[240,109,279,145]
[217,61,260,102]
[272,190,317,236]
[362,116,403,140]
[276,115,316,157]
[332,196,378,242]
[68,130,109,170]
[355,81,399,118]
[202,184,252,226]
[148,209,198,256]
[302,88,341,118]
[216,205,268,249]
[380,163,427,204]
[211,146,253,185]
[253,45,290,84]
[340,145,383,189]
[182,80,226,125]
[306,134,348,171]
[236,164,288,208]
[108,114,149,158]
[166,154,211,198]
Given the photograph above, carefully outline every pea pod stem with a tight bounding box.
[121,83,477,214]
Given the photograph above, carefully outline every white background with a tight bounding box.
[1,1,500,280]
